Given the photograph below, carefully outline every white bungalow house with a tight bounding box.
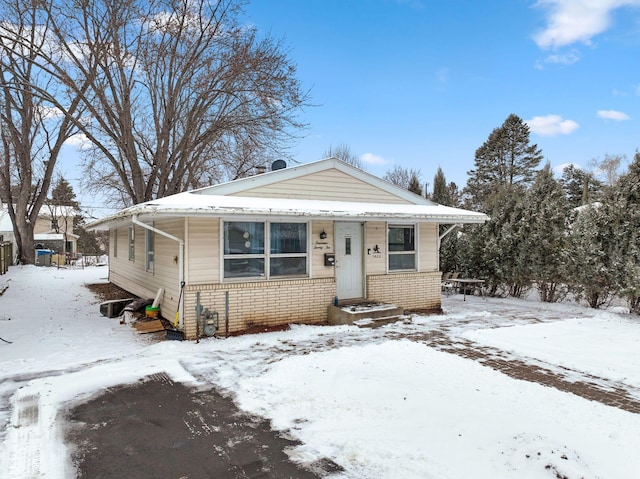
[88,158,488,339]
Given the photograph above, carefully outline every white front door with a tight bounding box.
[335,222,364,300]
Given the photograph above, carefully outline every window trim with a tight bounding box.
[128,226,135,262]
[145,228,154,273]
[221,219,310,282]
[387,223,417,272]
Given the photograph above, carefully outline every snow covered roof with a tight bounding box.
[87,158,489,229]
[88,192,489,229]
[34,232,80,241]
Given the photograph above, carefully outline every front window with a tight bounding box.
[388,225,415,271]
[113,228,118,258]
[270,222,307,276]
[223,221,307,279]
[224,222,265,278]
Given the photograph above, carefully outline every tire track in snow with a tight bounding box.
[5,391,41,479]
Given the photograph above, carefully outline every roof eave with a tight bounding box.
[87,206,489,230]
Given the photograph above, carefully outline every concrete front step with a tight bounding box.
[327,303,405,326]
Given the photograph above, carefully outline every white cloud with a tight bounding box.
[64,133,92,150]
[553,162,582,176]
[597,109,631,120]
[533,0,640,49]
[37,105,63,120]
[360,153,387,166]
[526,114,580,136]
[543,49,581,65]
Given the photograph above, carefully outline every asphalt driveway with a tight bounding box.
[65,372,341,479]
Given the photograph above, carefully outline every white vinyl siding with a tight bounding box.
[230,170,413,204]
[419,223,438,271]
[186,218,219,284]
[311,220,333,278]
[365,222,387,275]
[109,220,182,319]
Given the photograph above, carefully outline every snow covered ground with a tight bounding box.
[1,265,639,478]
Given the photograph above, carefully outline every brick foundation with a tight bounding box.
[183,278,336,339]
[366,271,441,311]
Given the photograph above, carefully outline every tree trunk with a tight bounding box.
[10,207,35,264]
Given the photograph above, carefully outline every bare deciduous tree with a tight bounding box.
[0,1,84,264]
[589,153,626,187]
[2,0,309,207]
[383,165,421,190]
[323,143,364,170]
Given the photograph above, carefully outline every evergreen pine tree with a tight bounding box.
[465,114,542,209]
[407,172,423,196]
[447,182,461,208]
[559,164,602,209]
[517,164,569,302]
[457,188,527,297]
[566,204,617,308]
[431,167,451,205]
[610,152,640,312]
[50,178,80,207]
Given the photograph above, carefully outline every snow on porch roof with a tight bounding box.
[88,192,489,230]
[34,232,80,240]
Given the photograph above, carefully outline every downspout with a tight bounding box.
[132,214,185,329]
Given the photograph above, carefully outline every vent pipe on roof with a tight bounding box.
[271,160,287,171]
[254,165,267,175]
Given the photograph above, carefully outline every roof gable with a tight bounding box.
[194,158,436,206]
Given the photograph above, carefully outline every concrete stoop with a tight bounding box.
[327,302,406,326]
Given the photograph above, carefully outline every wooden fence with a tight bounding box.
[0,242,12,275]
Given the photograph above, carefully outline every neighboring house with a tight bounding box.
[0,204,78,266]
[34,206,79,257]
[88,158,488,339]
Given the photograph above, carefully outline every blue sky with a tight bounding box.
[245,0,640,191]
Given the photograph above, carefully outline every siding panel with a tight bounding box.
[311,220,335,278]
[231,170,412,204]
[109,220,182,320]
[186,218,219,284]
[365,222,387,275]
[419,223,438,272]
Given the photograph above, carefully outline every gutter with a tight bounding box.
[105,208,489,224]
[132,214,185,329]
